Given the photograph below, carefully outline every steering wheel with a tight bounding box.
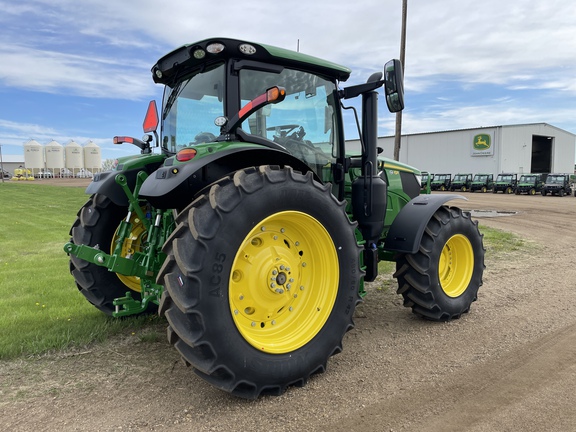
[266,124,301,138]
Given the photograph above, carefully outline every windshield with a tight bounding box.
[520,176,536,183]
[435,175,449,181]
[547,175,565,184]
[497,175,513,182]
[474,175,489,181]
[454,175,468,181]
[239,68,339,163]
[161,62,225,153]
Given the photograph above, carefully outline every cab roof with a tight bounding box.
[152,37,352,85]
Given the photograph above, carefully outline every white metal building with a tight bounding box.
[348,123,576,175]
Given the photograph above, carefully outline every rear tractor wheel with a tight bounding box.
[69,194,151,316]
[159,166,362,398]
[394,206,485,320]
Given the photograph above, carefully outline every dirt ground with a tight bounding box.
[1,190,575,432]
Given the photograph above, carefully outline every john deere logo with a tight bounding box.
[473,134,491,150]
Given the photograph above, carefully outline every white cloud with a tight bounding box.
[0,44,155,99]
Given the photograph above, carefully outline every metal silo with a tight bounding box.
[23,139,44,177]
[83,140,101,175]
[45,140,64,176]
[65,140,84,177]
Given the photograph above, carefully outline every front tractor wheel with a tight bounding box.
[69,194,149,316]
[159,166,362,398]
[394,206,485,321]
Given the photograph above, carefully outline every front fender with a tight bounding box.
[384,194,467,254]
[139,146,316,209]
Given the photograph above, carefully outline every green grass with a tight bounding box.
[0,182,158,360]
[479,224,534,257]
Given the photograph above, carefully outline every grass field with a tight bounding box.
[0,181,526,360]
[0,182,158,360]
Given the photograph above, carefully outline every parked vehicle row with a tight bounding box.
[6,167,95,179]
[421,172,574,196]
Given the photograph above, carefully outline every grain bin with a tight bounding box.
[23,139,44,176]
[65,140,84,176]
[83,140,101,173]
[45,140,64,175]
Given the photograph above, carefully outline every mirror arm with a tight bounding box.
[339,80,385,100]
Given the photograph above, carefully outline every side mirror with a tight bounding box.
[384,59,404,113]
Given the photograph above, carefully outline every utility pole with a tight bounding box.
[393,0,408,161]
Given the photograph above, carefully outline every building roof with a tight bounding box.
[383,123,576,139]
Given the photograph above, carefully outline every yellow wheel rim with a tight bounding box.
[229,211,339,354]
[438,234,474,298]
[111,210,147,292]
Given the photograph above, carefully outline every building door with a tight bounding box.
[531,135,552,173]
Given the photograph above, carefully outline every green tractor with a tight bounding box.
[64,38,485,399]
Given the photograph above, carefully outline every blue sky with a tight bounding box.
[1,0,575,163]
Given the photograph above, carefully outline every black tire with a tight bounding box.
[159,166,362,399]
[393,206,485,321]
[69,193,151,316]
[559,189,565,197]
[529,188,536,195]
[542,190,547,196]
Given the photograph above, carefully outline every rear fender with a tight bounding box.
[384,194,467,254]
[138,147,317,209]
[86,155,165,206]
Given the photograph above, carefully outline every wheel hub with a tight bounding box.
[229,211,338,354]
[438,234,474,298]
[112,211,147,292]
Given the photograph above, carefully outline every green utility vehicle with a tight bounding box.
[430,173,452,191]
[64,38,485,399]
[493,173,518,194]
[450,173,473,192]
[469,173,494,193]
[515,173,544,195]
[541,173,572,196]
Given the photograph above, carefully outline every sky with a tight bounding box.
[1,0,575,163]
